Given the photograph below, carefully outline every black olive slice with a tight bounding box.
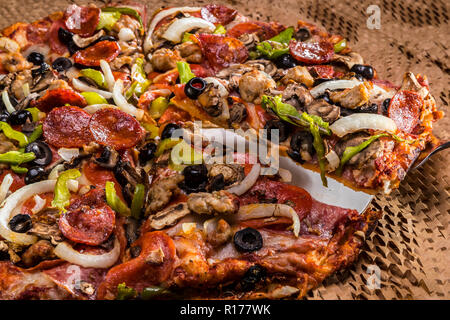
[184,77,207,99]
[25,141,53,166]
[233,228,263,252]
[8,214,32,233]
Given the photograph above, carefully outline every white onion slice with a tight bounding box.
[118,28,135,42]
[325,150,340,172]
[31,195,46,214]
[310,79,361,98]
[237,204,300,237]
[227,163,261,196]
[57,148,79,162]
[203,77,229,97]
[112,79,144,120]
[144,6,202,51]
[48,164,65,180]
[0,180,56,245]
[330,113,397,137]
[2,90,16,113]
[278,168,292,182]
[72,78,113,99]
[99,60,115,91]
[83,104,119,114]
[162,17,215,43]
[0,173,13,203]
[54,238,120,268]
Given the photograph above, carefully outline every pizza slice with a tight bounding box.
[142,5,443,193]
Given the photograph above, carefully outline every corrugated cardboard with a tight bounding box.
[1,0,448,299]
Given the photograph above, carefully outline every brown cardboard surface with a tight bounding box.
[0,0,448,299]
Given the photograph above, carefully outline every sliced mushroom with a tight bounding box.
[148,202,191,230]
[400,72,429,99]
[72,30,105,48]
[332,52,364,69]
[229,102,247,123]
[208,164,244,186]
[187,190,239,215]
[245,60,277,77]
[281,83,314,111]
[198,83,226,117]
[288,130,315,163]
[306,99,340,123]
[114,160,145,203]
[238,33,260,51]
[28,208,64,244]
[334,132,383,168]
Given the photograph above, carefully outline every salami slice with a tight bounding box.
[289,40,334,65]
[227,21,285,41]
[388,90,423,133]
[43,106,93,148]
[201,4,237,25]
[89,108,145,150]
[32,88,87,112]
[59,189,115,246]
[64,4,100,37]
[195,34,248,71]
[73,41,120,67]
[97,231,176,299]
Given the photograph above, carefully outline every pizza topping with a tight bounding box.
[227,163,261,196]
[72,78,113,99]
[201,4,237,25]
[52,57,73,73]
[112,80,144,120]
[148,203,191,230]
[162,17,215,43]
[54,237,120,269]
[73,41,120,67]
[64,5,101,37]
[8,213,33,233]
[24,167,46,185]
[289,40,334,65]
[43,106,93,148]
[32,88,87,113]
[233,227,263,252]
[184,77,207,99]
[59,189,115,246]
[388,90,422,133]
[350,64,374,80]
[228,21,285,41]
[329,113,397,137]
[309,79,361,98]
[187,190,239,215]
[195,34,248,71]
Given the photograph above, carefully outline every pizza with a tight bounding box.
[0,3,442,300]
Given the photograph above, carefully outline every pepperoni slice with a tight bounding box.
[195,34,248,71]
[73,41,120,67]
[239,177,313,219]
[48,19,69,55]
[388,90,423,133]
[89,108,144,150]
[64,4,100,37]
[201,4,237,25]
[227,21,285,41]
[43,106,93,148]
[59,188,115,246]
[31,88,87,113]
[289,40,334,65]
[97,231,176,299]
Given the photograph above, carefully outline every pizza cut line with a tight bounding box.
[0,3,443,300]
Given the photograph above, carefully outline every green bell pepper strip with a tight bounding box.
[261,95,331,135]
[0,151,35,164]
[105,181,131,217]
[27,124,43,144]
[116,283,137,300]
[102,7,143,31]
[51,169,81,212]
[148,96,169,119]
[336,133,389,176]
[155,138,183,158]
[182,32,194,43]
[97,11,121,31]
[81,92,108,105]
[141,123,159,139]
[0,122,29,147]
[333,39,347,53]
[256,27,294,59]
[130,183,145,219]
[126,58,151,99]
[140,286,169,300]
[80,69,107,89]
[176,61,195,84]
[25,107,41,122]
[213,25,227,35]
[10,165,28,174]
